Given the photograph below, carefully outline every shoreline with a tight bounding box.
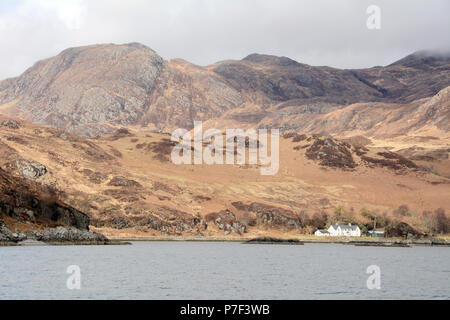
[107,236,450,247]
[0,239,130,247]
[2,236,449,247]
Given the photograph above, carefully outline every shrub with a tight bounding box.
[329,206,356,224]
[360,225,368,235]
[393,205,411,217]
[385,221,422,239]
[429,208,448,234]
[296,210,310,228]
[310,211,328,229]
[375,211,391,228]
[361,208,375,220]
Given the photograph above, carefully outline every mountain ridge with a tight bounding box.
[1,43,449,136]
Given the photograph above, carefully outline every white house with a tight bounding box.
[315,224,361,237]
[329,224,361,237]
[314,229,330,236]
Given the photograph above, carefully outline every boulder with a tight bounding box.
[1,120,20,129]
[14,159,47,179]
[0,221,26,242]
[211,210,247,235]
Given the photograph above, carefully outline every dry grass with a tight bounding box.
[0,116,448,238]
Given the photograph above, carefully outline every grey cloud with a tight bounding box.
[0,0,449,80]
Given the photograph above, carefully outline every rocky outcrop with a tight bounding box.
[0,201,90,231]
[0,221,26,242]
[27,226,108,243]
[1,120,20,129]
[0,167,109,244]
[205,210,247,235]
[0,223,107,244]
[305,137,356,169]
[9,159,47,179]
[231,202,301,230]
[92,205,207,236]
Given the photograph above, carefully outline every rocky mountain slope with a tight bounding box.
[0,43,244,136]
[207,85,450,139]
[211,50,450,106]
[0,43,448,136]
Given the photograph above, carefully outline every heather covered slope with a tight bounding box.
[0,117,447,239]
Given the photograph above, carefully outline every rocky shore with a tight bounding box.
[0,221,125,246]
[106,236,450,247]
[244,236,304,245]
[0,167,125,246]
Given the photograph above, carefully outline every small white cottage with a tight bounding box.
[329,224,361,237]
[315,224,361,237]
[314,229,330,236]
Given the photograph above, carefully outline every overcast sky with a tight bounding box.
[0,0,449,80]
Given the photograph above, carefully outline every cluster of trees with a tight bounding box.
[231,202,448,236]
[295,205,449,236]
[420,208,448,234]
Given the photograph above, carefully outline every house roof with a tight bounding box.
[316,229,329,233]
[332,224,360,230]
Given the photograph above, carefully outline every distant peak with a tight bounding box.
[60,42,155,54]
[411,49,450,58]
[242,53,299,67]
[124,42,151,50]
[243,53,274,62]
[390,48,450,67]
